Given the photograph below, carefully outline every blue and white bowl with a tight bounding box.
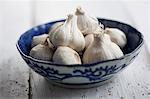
[16,18,144,88]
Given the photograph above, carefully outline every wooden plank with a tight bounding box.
[0,1,32,98]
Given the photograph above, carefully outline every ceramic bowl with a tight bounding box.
[16,18,144,88]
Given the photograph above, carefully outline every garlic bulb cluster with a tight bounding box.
[83,33,124,64]
[53,46,81,65]
[49,14,85,52]
[75,7,99,35]
[105,28,127,48]
[29,7,127,65]
[30,38,54,61]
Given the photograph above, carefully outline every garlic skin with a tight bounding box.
[30,39,54,61]
[31,34,49,48]
[53,46,81,65]
[83,33,124,64]
[85,34,94,49]
[49,22,64,35]
[105,28,127,48]
[46,37,55,50]
[49,14,85,52]
[84,25,105,49]
[75,7,99,35]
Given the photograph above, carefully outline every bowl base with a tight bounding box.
[45,77,114,89]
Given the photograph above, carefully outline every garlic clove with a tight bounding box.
[75,7,99,35]
[49,14,85,52]
[83,33,123,64]
[30,39,54,61]
[46,37,55,50]
[105,28,127,48]
[31,34,49,48]
[85,34,94,49]
[53,46,81,65]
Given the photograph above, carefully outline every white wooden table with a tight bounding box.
[0,0,150,99]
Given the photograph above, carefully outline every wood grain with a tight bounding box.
[0,1,31,98]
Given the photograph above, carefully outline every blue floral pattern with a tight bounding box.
[22,52,139,84]
[24,57,129,82]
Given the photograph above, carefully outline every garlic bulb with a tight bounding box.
[49,22,64,35]
[31,34,49,48]
[85,34,94,49]
[105,28,127,48]
[75,7,99,35]
[53,46,81,65]
[84,24,105,49]
[30,38,54,61]
[49,14,85,52]
[83,33,124,64]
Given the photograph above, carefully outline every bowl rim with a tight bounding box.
[16,18,144,67]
